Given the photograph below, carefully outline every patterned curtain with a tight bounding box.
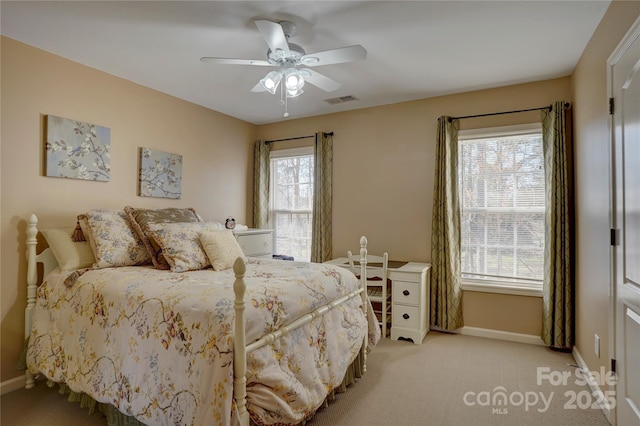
[252,140,271,229]
[541,102,574,349]
[430,117,464,331]
[311,132,333,263]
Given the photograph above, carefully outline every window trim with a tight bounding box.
[268,146,315,261]
[269,146,314,159]
[462,278,543,297]
[458,123,542,139]
[458,122,544,298]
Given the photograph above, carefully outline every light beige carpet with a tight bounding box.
[1,332,610,426]
[309,332,610,426]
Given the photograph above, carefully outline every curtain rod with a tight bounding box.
[265,132,333,144]
[448,103,570,122]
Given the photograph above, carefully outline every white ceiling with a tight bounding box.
[1,1,610,125]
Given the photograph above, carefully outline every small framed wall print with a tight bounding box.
[138,147,182,199]
[45,115,111,181]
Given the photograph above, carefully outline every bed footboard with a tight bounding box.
[232,258,249,424]
[358,236,369,373]
[231,236,370,426]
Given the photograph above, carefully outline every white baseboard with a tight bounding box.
[572,347,613,424]
[1,375,26,395]
[431,325,546,346]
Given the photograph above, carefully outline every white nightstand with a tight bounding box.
[233,229,273,259]
[389,264,430,344]
[323,258,431,344]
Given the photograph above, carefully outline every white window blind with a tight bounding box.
[459,125,545,285]
[269,147,314,261]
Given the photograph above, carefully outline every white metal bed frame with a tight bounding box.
[24,214,370,426]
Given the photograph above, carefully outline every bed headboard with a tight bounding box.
[25,215,57,337]
[26,214,59,281]
[25,214,59,389]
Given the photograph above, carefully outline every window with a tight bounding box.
[269,147,314,261]
[458,124,544,296]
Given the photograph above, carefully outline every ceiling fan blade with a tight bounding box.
[301,45,367,67]
[200,57,272,66]
[255,20,289,53]
[301,69,341,92]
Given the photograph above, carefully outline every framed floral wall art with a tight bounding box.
[45,115,111,181]
[138,147,182,199]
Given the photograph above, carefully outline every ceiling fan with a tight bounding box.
[200,20,367,116]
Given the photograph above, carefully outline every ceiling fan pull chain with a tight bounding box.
[280,81,285,106]
[281,82,289,117]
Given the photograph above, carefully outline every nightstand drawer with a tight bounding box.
[393,305,420,329]
[236,232,272,256]
[392,281,420,305]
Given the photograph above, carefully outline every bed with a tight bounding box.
[23,210,380,426]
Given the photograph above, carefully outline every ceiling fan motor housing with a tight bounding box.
[279,21,297,38]
[267,43,305,65]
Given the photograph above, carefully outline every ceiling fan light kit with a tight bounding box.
[260,71,281,94]
[201,19,366,117]
[284,69,304,95]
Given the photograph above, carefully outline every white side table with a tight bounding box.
[233,229,273,259]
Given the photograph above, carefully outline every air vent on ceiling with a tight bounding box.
[324,95,359,105]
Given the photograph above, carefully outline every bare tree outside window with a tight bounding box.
[459,131,545,284]
[270,152,314,261]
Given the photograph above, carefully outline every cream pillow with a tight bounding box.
[42,227,95,271]
[200,230,246,271]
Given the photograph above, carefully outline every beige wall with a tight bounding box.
[463,292,542,336]
[0,37,256,382]
[259,78,573,337]
[571,1,640,375]
[3,0,637,387]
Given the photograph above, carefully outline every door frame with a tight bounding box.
[607,15,640,426]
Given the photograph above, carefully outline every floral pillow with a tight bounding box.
[146,222,225,272]
[200,230,246,271]
[78,209,150,269]
[124,206,204,270]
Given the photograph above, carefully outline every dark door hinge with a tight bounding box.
[611,229,618,246]
[611,358,617,373]
[609,97,615,115]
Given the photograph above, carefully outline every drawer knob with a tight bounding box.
[402,290,410,296]
[403,313,410,320]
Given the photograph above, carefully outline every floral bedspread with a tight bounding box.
[27,259,379,425]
